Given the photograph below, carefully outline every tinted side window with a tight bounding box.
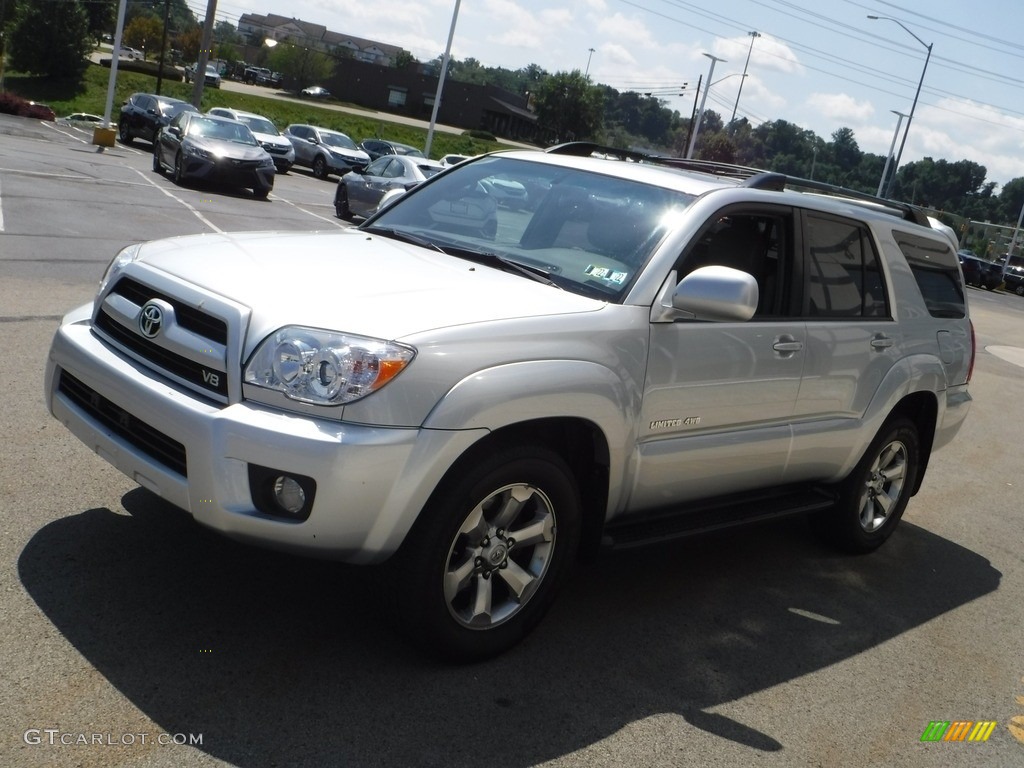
[679,210,796,319]
[894,231,966,318]
[805,213,889,319]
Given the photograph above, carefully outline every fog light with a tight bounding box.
[273,475,306,514]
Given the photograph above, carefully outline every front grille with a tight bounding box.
[262,143,289,155]
[58,371,188,477]
[95,277,229,400]
[112,277,227,344]
[95,311,228,398]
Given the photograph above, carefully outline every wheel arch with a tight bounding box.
[885,390,938,495]
[408,417,612,562]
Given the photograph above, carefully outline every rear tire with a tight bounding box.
[118,120,132,145]
[813,417,920,553]
[387,446,581,661]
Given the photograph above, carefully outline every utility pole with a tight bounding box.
[730,31,759,125]
[191,0,218,108]
[155,0,172,94]
[687,54,724,159]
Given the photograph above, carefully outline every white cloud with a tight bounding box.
[807,92,875,123]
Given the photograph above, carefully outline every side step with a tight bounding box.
[601,485,836,549]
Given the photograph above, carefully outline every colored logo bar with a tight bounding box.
[920,721,997,742]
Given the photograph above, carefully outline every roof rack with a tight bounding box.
[544,141,931,227]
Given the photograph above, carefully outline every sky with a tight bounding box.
[192,0,1024,190]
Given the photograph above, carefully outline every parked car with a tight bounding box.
[958,251,1001,290]
[478,175,529,210]
[207,107,295,172]
[439,153,471,167]
[62,112,103,125]
[152,111,275,198]
[45,142,974,661]
[119,47,144,60]
[184,62,221,89]
[242,66,281,87]
[334,154,445,219]
[300,86,331,99]
[118,93,199,145]
[23,101,56,121]
[359,138,426,161]
[1003,253,1024,295]
[283,124,369,179]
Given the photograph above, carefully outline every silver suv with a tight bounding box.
[45,143,974,660]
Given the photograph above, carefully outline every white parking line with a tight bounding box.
[0,177,4,232]
[269,193,346,227]
[128,167,225,233]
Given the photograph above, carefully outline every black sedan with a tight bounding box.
[334,154,444,219]
[153,112,276,198]
[118,93,198,145]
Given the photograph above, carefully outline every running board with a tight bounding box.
[601,485,836,549]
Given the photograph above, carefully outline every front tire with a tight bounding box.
[152,147,163,174]
[312,155,329,180]
[814,417,920,553]
[172,152,187,186]
[335,185,352,219]
[388,446,581,661]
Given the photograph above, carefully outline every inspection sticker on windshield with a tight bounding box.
[585,265,628,284]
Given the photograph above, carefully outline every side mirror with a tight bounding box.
[672,266,759,322]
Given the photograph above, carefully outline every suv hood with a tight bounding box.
[128,230,602,341]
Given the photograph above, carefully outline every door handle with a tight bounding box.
[871,335,895,349]
[773,335,803,354]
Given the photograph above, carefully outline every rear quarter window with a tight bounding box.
[894,231,966,318]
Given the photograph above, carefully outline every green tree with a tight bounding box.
[534,70,603,142]
[124,15,163,58]
[269,44,334,88]
[8,0,91,79]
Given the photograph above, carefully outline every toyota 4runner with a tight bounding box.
[45,143,974,659]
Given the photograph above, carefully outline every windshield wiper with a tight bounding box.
[363,227,560,288]
[363,226,448,255]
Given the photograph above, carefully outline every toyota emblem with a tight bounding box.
[138,302,164,338]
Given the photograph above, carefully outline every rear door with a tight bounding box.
[786,210,900,481]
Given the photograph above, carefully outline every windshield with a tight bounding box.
[189,118,258,145]
[322,132,358,150]
[1005,254,1024,270]
[366,155,695,301]
[241,117,279,135]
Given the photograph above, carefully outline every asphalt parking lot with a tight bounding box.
[2,114,1023,767]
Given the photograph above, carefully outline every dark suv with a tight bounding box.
[958,251,1002,290]
[118,93,199,146]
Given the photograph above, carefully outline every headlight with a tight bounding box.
[184,144,213,160]
[245,327,415,406]
[97,243,143,296]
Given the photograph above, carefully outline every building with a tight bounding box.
[237,14,404,67]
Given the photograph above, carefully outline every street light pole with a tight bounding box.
[424,0,461,158]
[868,15,932,199]
[687,53,725,159]
[876,110,907,197]
[730,31,759,125]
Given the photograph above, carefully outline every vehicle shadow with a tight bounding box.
[19,488,1000,766]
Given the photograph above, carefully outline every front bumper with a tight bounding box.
[181,155,275,190]
[45,306,484,563]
